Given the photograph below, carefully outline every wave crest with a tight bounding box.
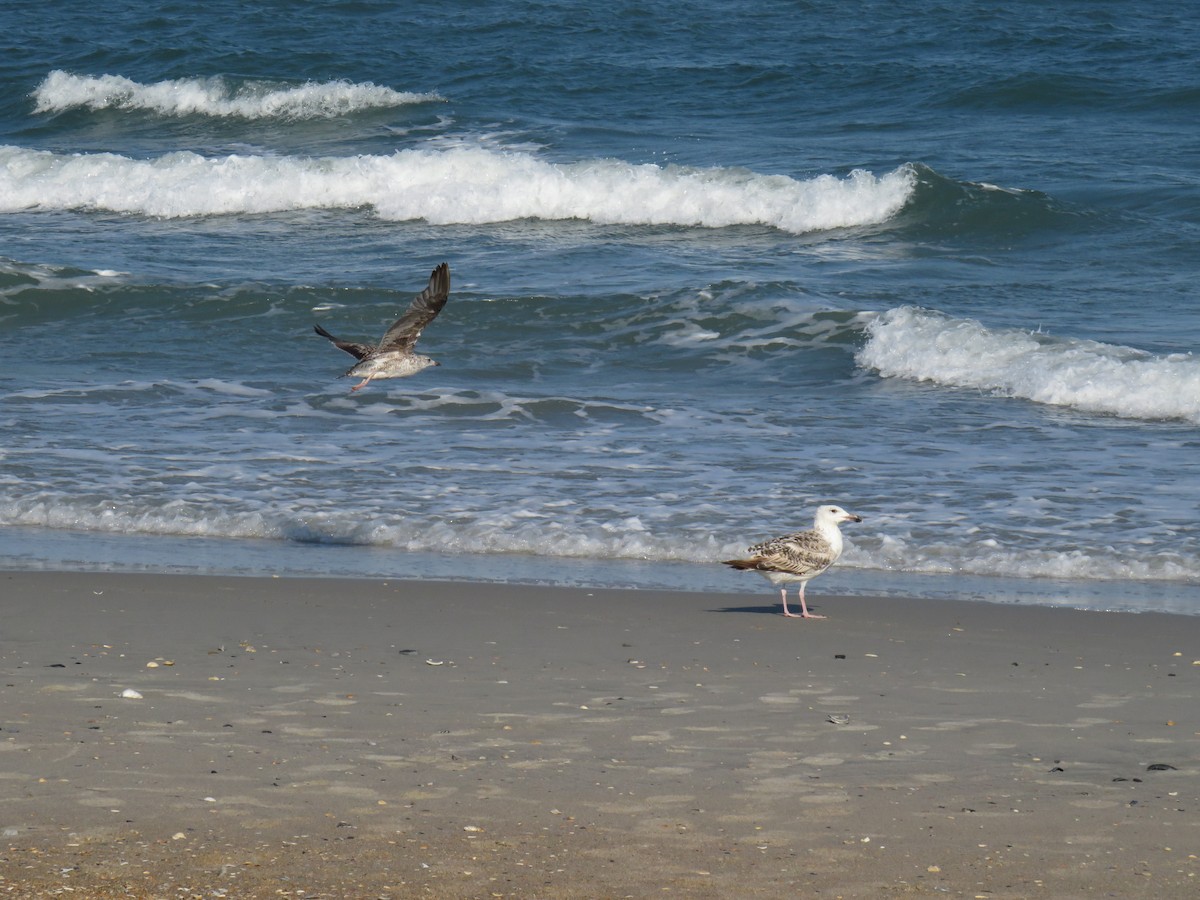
[0,144,916,233]
[31,70,442,119]
[857,306,1200,423]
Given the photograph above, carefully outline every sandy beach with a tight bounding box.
[1,570,1197,898]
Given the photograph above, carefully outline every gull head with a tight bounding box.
[816,505,863,527]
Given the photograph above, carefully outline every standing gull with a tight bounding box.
[723,504,863,619]
[314,262,450,392]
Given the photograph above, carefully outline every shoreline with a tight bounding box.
[3,525,1196,618]
[2,570,1197,897]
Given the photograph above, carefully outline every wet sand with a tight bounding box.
[1,570,1197,898]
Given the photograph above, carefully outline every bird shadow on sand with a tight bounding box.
[707,604,786,616]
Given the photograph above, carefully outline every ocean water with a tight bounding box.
[2,1,1197,614]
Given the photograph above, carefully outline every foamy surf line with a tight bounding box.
[2,495,1195,586]
[31,70,443,119]
[0,144,916,232]
[857,306,1200,423]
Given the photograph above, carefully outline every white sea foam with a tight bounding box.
[857,306,1200,423]
[845,534,1197,584]
[1,495,1194,590]
[192,378,273,398]
[31,70,442,119]
[0,144,916,233]
[0,496,726,564]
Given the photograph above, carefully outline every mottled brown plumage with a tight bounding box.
[314,262,450,391]
[724,504,862,618]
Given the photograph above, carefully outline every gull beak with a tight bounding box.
[846,513,863,523]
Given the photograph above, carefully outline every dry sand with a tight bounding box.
[1,570,1197,898]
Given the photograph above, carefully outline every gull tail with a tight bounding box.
[723,558,762,570]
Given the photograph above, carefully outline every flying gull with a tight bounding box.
[723,504,863,619]
[314,262,450,391]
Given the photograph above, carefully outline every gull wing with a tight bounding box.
[313,324,376,361]
[376,262,451,354]
[746,529,836,577]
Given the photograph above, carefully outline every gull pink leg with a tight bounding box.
[781,587,801,618]
[796,583,826,619]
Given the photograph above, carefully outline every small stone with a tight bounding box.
[120,689,143,700]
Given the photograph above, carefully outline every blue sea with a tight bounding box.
[2,1,1197,614]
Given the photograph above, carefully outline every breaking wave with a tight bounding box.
[857,306,1200,423]
[31,70,442,119]
[0,144,917,233]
